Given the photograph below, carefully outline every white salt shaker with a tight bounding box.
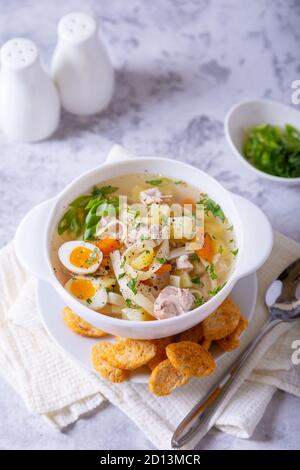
[0,38,60,142]
[51,12,115,116]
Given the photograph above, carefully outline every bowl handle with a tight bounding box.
[231,193,273,280]
[14,198,55,280]
[104,144,138,163]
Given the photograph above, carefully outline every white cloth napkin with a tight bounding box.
[1,232,300,449]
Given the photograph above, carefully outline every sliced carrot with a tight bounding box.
[156,263,172,274]
[197,233,214,263]
[182,197,196,209]
[95,238,121,255]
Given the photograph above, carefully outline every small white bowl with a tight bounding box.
[225,99,300,185]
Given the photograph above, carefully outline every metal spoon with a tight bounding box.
[172,258,300,449]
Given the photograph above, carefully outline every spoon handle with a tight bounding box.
[172,318,282,448]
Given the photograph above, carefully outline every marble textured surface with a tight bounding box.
[0,0,300,450]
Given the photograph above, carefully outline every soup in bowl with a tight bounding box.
[51,173,238,323]
[14,147,273,339]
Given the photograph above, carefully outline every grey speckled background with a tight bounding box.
[0,0,300,450]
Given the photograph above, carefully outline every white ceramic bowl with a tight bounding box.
[14,145,273,339]
[225,99,300,185]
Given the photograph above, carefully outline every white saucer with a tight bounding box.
[36,273,257,383]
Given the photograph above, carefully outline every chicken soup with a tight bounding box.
[51,174,238,321]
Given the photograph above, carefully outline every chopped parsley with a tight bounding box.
[118,272,126,280]
[86,247,99,265]
[190,253,199,262]
[206,263,218,280]
[231,248,239,257]
[146,178,164,185]
[157,256,167,264]
[218,245,224,254]
[128,207,140,219]
[146,177,177,186]
[209,283,226,297]
[243,123,300,178]
[125,298,139,308]
[193,296,204,308]
[127,278,138,295]
[86,298,92,305]
[191,276,202,285]
[227,224,234,231]
[198,194,226,223]
[91,185,118,198]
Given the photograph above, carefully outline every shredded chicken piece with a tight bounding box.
[153,286,194,320]
[144,272,170,298]
[125,223,162,246]
[140,188,170,205]
[176,254,193,271]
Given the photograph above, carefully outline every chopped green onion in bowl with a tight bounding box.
[243,123,300,178]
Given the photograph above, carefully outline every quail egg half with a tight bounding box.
[65,276,108,309]
[58,241,102,275]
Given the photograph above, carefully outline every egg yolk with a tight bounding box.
[69,246,98,268]
[70,278,96,300]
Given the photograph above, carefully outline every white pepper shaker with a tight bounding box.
[51,12,115,116]
[0,38,60,142]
